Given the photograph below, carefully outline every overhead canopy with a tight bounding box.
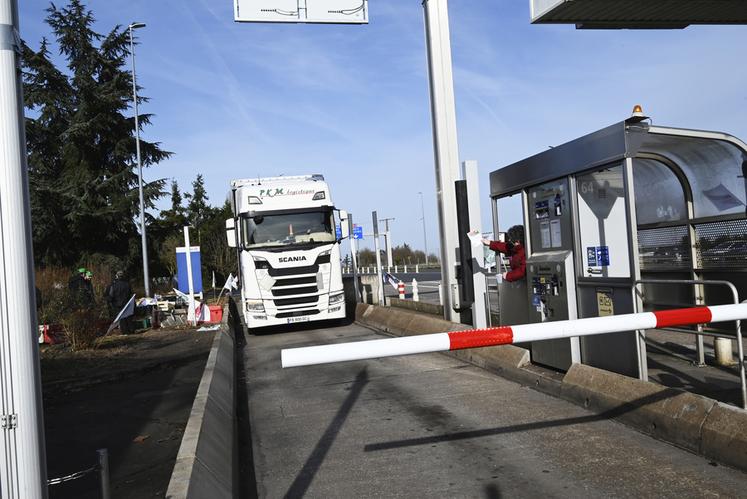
[530,0,747,29]
[490,120,747,223]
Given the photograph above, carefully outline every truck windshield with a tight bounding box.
[241,210,335,248]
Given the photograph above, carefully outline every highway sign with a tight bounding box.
[353,225,363,240]
[235,0,368,24]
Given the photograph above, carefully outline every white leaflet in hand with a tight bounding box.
[467,230,483,246]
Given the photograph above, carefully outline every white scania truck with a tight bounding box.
[225,175,348,328]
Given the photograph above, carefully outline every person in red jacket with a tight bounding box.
[482,225,526,282]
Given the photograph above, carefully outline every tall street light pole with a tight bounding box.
[418,191,428,264]
[128,22,150,297]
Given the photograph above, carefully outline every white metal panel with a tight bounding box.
[423,0,461,323]
[235,0,368,24]
[576,165,632,278]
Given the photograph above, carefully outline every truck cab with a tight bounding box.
[226,175,348,328]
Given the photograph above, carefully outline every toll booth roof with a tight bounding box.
[490,120,747,221]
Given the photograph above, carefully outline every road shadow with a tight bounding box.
[283,368,369,499]
[363,387,681,452]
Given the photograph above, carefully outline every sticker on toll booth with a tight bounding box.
[596,246,610,266]
[587,247,597,266]
[597,291,614,317]
[287,316,310,324]
[532,295,542,312]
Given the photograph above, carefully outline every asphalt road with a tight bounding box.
[239,321,747,498]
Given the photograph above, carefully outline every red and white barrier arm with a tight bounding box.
[280,304,747,368]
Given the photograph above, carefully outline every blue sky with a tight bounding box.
[19,0,747,255]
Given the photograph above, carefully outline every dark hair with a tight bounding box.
[507,225,524,246]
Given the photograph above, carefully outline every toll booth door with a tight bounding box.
[575,164,640,377]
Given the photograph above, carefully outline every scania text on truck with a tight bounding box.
[225,175,349,328]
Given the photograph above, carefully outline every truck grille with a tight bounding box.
[274,295,319,307]
[269,264,318,277]
[273,276,317,287]
[257,253,333,310]
[272,286,317,297]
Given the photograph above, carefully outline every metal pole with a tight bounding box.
[418,192,428,265]
[462,160,487,328]
[372,212,385,305]
[0,1,48,496]
[129,23,150,297]
[184,227,196,325]
[379,218,394,268]
[347,216,360,302]
[97,449,111,499]
[423,0,461,322]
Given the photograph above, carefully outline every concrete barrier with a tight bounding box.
[355,304,747,472]
[389,297,444,317]
[355,304,530,370]
[166,307,236,499]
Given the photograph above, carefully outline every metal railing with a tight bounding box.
[634,279,746,410]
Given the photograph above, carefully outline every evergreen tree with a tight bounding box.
[23,38,74,264]
[157,179,187,230]
[185,174,210,232]
[169,180,184,214]
[22,0,171,267]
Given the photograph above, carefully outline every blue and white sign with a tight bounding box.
[587,246,610,267]
[587,247,597,266]
[353,225,363,240]
[596,246,610,266]
[176,246,203,294]
[335,224,342,239]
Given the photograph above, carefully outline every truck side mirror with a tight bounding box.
[340,212,350,239]
[225,218,237,248]
[338,210,350,239]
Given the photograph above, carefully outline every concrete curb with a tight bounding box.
[561,364,715,453]
[355,304,747,472]
[166,306,236,499]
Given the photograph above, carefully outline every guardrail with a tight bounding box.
[349,265,442,275]
[635,279,746,410]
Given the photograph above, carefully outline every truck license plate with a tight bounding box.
[287,316,310,324]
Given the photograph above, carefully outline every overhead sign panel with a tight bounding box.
[235,0,368,24]
[530,0,747,29]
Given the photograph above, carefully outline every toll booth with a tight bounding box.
[489,115,747,378]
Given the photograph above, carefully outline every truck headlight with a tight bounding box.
[328,293,345,306]
[246,300,265,313]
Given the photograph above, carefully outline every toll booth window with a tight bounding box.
[637,134,747,219]
[576,165,631,278]
[632,159,687,225]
